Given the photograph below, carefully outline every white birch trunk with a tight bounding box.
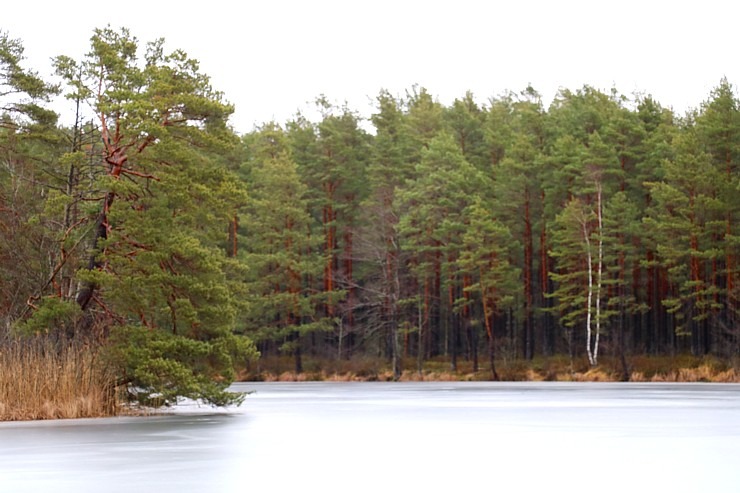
[594,182,603,366]
[581,212,595,367]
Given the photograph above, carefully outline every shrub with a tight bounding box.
[104,324,258,407]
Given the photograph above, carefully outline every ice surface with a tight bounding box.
[1,382,738,492]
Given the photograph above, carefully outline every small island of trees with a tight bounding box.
[1,27,738,420]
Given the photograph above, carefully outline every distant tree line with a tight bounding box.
[243,81,738,380]
[1,28,738,398]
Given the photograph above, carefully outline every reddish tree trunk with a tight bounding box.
[523,190,534,359]
[344,228,354,327]
[448,273,457,371]
[727,151,734,296]
[228,214,238,258]
[323,199,336,317]
[479,273,499,380]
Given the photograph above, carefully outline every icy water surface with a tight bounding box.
[1,382,739,492]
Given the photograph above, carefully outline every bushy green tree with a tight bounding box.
[45,27,255,406]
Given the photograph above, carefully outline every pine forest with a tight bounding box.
[2,28,739,416]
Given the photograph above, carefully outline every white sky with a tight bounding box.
[5,0,740,134]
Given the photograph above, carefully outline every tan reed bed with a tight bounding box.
[0,337,119,421]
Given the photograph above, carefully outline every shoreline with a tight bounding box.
[240,355,740,384]
[3,355,737,422]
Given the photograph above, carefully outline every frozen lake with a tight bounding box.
[1,382,739,492]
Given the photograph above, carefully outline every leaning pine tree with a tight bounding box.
[41,27,257,406]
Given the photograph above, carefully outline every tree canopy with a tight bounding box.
[2,27,739,402]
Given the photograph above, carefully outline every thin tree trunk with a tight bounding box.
[324,202,335,317]
[337,318,343,361]
[344,224,354,328]
[582,211,595,367]
[417,282,427,375]
[76,191,115,310]
[449,280,457,372]
[479,267,499,380]
[228,214,238,257]
[540,203,551,355]
[523,190,534,360]
[726,151,734,316]
[389,245,402,381]
[594,182,603,365]
[480,281,499,381]
[294,337,303,374]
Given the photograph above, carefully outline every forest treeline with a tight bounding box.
[2,27,739,406]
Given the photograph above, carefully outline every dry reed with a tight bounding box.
[0,337,119,421]
[241,355,740,384]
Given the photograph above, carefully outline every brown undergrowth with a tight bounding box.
[0,337,120,421]
[240,355,740,383]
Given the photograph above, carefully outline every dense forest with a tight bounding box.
[1,27,739,410]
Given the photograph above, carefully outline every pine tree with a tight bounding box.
[0,31,63,334]
[241,124,329,373]
[489,87,547,360]
[634,96,677,353]
[397,132,482,370]
[457,197,519,378]
[443,91,488,170]
[47,27,256,406]
[602,191,645,378]
[645,124,724,354]
[287,101,370,356]
[405,86,444,156]
[356,90,416,378]
[695,79,740,345]
[0,30,58,127]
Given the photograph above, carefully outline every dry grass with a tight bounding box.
[648,365,739,383]
[0,337,119,421]
[241,354,740,384]
[630,371,647,382]
[561,368,614,382]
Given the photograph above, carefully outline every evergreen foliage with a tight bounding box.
[2,26,740,399]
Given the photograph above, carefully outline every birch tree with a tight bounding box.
[550,198,599,365]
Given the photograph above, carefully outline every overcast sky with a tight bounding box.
[5,0,739,134]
